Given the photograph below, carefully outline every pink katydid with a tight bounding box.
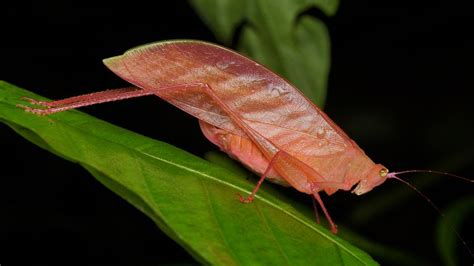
[18,40,473,243]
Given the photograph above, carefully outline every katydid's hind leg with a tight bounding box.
[18,87,154,115]
[19,83,217,116]
[238,151,283,203]
[313,192,338,234]
[21,87,140,108]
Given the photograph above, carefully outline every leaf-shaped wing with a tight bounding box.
[103,41,379,194]
[104,41,353,159]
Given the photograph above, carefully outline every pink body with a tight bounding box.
[22,40,389,197]
[19,40,471,238]
[102,40,388,196]
[199,120,286,186]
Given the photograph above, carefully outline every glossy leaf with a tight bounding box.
[189,0,338,106]
[0,81,377,265]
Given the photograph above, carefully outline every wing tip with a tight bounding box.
[102,55,122,68]
[102,55,135,82]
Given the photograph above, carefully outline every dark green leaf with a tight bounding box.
[189,0,246,42]
[0,81,377,265]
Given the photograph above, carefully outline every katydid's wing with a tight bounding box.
[103,40,355,159]
[103,40,362,193]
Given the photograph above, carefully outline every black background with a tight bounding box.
[1,0,473,265]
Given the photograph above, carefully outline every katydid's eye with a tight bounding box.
[379,168,388,177]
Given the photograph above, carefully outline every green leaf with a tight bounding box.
[0,81,377,265]
[436,196,474,266]
[189,0,338,107]
[188,0,247,42]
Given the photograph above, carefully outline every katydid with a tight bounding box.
[18,41,473,249]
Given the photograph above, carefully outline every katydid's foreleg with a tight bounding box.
[312,197,321,224]
[313,192,338,234]
[309,180,351,234]
[18,87,158,115]
[239,151,283,203]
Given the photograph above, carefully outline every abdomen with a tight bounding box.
[199,120,290,186]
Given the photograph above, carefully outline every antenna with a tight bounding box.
[387,172,473,259]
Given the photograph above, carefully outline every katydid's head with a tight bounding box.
[352,164,388,195]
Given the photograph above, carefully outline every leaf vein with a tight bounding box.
[256,202,291,265]
[200,178,239,265]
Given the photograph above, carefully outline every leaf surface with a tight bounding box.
[0,81,377,265]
